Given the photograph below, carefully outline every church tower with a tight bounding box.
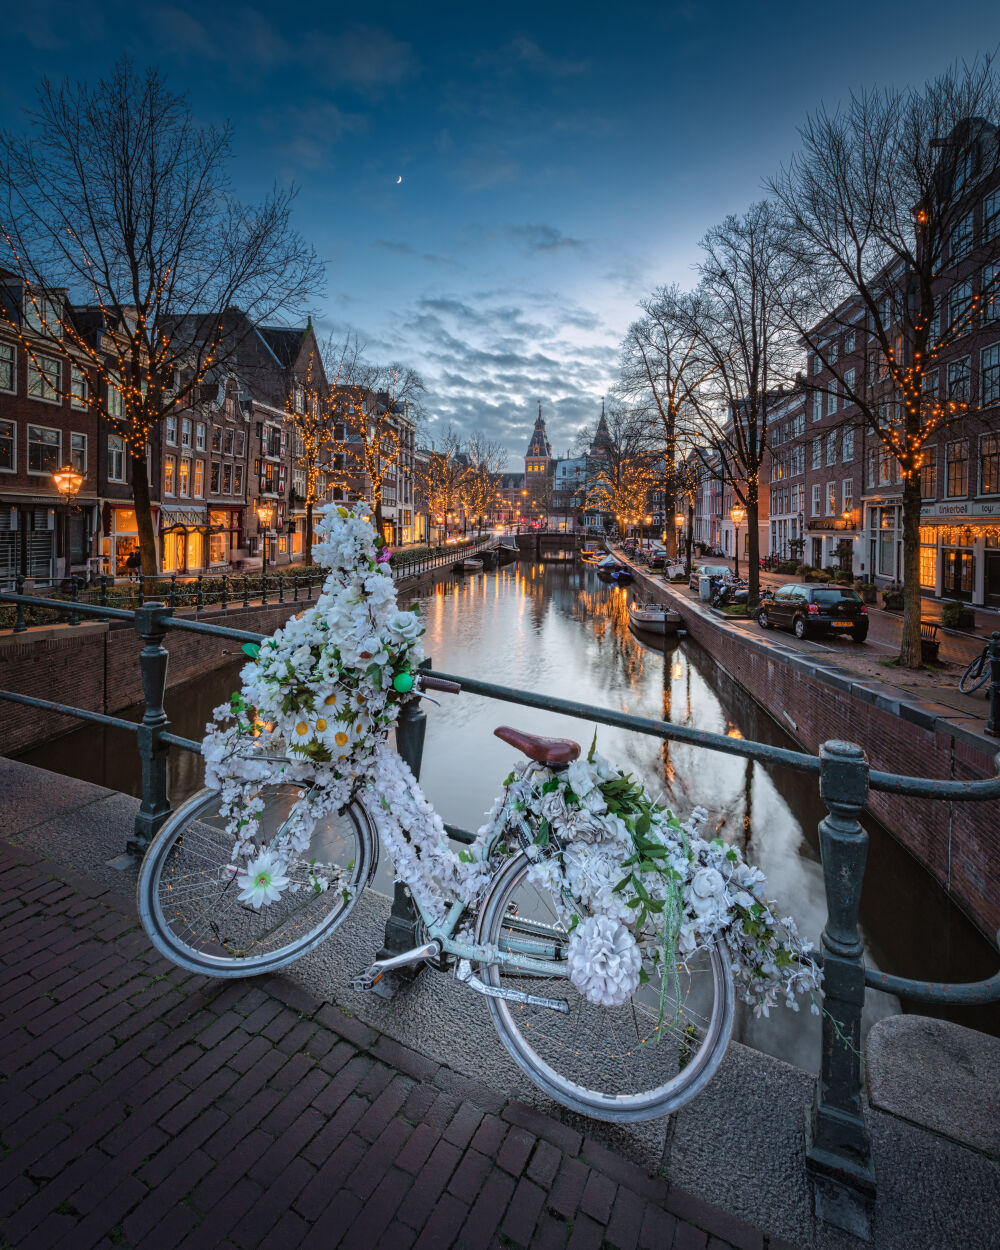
[524,400,553,486]
[588,397,612,461]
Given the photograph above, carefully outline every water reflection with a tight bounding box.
[16,559,999,1069]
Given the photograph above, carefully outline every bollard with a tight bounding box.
[986,632,1000,738]
[129,602,174,855]
[293,575,299,602]
[221,574,228,611]
[68,575,80,626]
[806,740,876,1240]
[13,573,27,633]
[376,663,429,990]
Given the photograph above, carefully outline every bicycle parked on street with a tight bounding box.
[959,644,993,694]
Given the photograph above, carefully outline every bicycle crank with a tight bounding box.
[349,941,441,993]
[455,961,569,1013]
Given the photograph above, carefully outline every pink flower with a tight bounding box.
[377,547,393,564]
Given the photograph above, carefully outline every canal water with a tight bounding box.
[17,559,999,1071]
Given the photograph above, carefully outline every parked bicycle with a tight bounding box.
[136,504,819,1124]
[959,645,992,694]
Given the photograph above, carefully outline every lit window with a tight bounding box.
[920,450,937,499]
[193,459,204,497]
[179,457,190,497]
[164,455,176,495]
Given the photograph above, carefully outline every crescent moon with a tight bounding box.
[396,176,403,184]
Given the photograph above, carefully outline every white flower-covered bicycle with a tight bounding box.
[137,505,821,1123]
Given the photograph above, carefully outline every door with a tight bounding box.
[942,549,974,601]
[985,552,1000,609]
[811,538,822,567]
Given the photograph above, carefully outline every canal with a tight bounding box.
[16,559,999,1070]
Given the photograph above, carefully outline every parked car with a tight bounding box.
[646,547,667,569]
[756,584,869,641]
[688,563,731,590]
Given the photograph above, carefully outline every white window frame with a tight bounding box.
[842,429,854,463]
[70,432,87,473]
[812,392,822,422]
[826,432,837,466]
[826,482,837,516]
[180,417,192,447]
[164,454,176,496]
[0,341,16,394]
[811,484,821,517]
[107,434,126,483]
[27,424,61,474]
[195,422,206,451]
[812,437,822,470]
[27,354,60,405]
[193,459,204,498]
[165,415,177,446]
[0,418,15,472]
[70,365,88,410]
[981,344,1000,409]
[842,479,853,514]
[844,331,856,354]
[951,212,974,262]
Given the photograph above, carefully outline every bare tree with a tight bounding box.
[578,400,658,535]
[619,285,722,555]
[769,59,1000,665]
[679,202,805,605]
[0,60,322,573]
[459,433,507,534]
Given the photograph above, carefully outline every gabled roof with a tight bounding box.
[257,325,306,368]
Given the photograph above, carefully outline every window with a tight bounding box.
[0,420,14,471]
[919,538,936,589]
[946,440,968,497]
[0,342,13,393]
[107,379,124,420]
[842,479,853,515]
[223,428,234,456]
[827,386,838,416]
[180,418,192,447]
[233,464,244,495]
[210,462,220,494]
[981,433,1000,495]
[982,344,1000,408]
[812,354,822,375]
[108,435,126,482]
[212,426,222,452]
[24,295,61,336]
[235,430,246,457]
[866,447,877,489]
[193,459,204,498]
[222,463,232,494]
[27,355,60,404]
[812,392,822,422]
[950,212,974,262]
[843,429,854,462]
[946,357,970,404]
[844,331,855,354]
[948,282,972,333]
[179,457,190,497]
[27,425,60,473]
[165,415,177,445]
[843,368,855,402]
[811,484,821,516]
[984,190,1000,241]
[811,437,821,470]
[984,263,1000,323]
[195,422,206,451]
[826,432,837,465]
[922,369,940,402]
[920,449,937,499]
[69,366,88,410]
[164,455,176,495]
[70,432,87,473]
[294,385,304,414]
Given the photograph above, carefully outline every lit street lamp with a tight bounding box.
[256,500,276,577]
[52,463,84,581]
[674,512,684,558]
[730,505,746,581]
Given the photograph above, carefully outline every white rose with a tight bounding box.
[689,866,727,918]
[386,610,422,644]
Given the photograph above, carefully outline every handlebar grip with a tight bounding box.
[420,675,462,694]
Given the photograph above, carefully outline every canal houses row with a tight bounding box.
[0,279,420,584]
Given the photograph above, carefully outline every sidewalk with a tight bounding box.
[0,837,771,1250]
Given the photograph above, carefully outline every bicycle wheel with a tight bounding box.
[476,852,734,1123]
[138,784,376,977]
[959,650,990,694]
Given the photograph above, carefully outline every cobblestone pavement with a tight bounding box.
[0,839,785,1250]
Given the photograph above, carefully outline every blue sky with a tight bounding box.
[2,1,998,461]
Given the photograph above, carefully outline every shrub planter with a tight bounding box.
[941,600,975,630]
[857,584,877,605]
[882,590,904,611]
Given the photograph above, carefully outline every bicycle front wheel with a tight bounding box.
[138,784,376,977]
[477,852,734,1122]
[959,651,990,693]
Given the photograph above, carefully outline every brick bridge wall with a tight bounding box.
[644,574,999,941]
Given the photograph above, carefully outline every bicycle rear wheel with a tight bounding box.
[959,650,990,693]
[476,852,734,1122]
[138,784,376,977]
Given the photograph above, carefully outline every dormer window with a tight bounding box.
[24,294,62,338]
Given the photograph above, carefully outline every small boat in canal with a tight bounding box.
[462,557,484,572]
[628,600,684,635]
[596,555,633,583]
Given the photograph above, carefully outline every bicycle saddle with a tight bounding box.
[494,725,581,764]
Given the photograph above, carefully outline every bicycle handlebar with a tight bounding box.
[420,675,462,694]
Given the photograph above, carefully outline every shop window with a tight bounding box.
[919,544,936,588]
[946,440,969,497]
[209,531,227,564]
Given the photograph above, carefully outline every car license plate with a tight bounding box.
[832,620,852,627]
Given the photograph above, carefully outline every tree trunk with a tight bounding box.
[745,484,760,607]
[131,454,159,576]
[304,500,314,565]
[685,499,694,575]
[898,474,923,668]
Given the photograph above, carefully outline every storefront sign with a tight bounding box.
[921,500,1000,520]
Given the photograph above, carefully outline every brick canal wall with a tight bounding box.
[0,566,449,758]
[637,569,1000,940]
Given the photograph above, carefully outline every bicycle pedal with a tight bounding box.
[349,965,383,993]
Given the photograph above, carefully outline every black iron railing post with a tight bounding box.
[13,573,27,634]
[242,575,250,608]
[129,601,174,856]
[376,664,429,991]
[985,631,1000,738]
[806,740,876,1240]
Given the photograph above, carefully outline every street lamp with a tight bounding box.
[730,505,746,580]
[52,464,84,581]
[256,500,275,576]
[674,512,684,557]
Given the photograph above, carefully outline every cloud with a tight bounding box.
[482,35,591,78]
[506,224,587,254]
[374,241,456,267]
[457,156,522,191]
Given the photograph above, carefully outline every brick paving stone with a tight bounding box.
[0,840,770,1250]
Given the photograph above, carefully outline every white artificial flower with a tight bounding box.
[386,610,423,644]
[689,867,727,918]
[567,916,642,1007]
[236,851,290,909]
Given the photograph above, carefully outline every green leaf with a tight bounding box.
[726,849,738,862]
[541,778,561,793]
[637,966,650,985]
[533,817,550,847]
[458,849,474,863]
[587,729,598,763]
[567,913,580,933]
[503,771,515,787]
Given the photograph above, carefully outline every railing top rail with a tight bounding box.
[0,591,135,622]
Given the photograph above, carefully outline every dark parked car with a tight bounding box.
[756,584,869,642]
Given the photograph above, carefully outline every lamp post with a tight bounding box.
[52,463,84,582]
[674,512,684,559]
[256,500,275,577]
[730,505,746,581]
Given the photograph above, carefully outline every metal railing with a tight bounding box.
[0,588,998,1241]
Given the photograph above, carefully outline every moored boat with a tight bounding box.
[462,557,484,572]
[628,601,684,634]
